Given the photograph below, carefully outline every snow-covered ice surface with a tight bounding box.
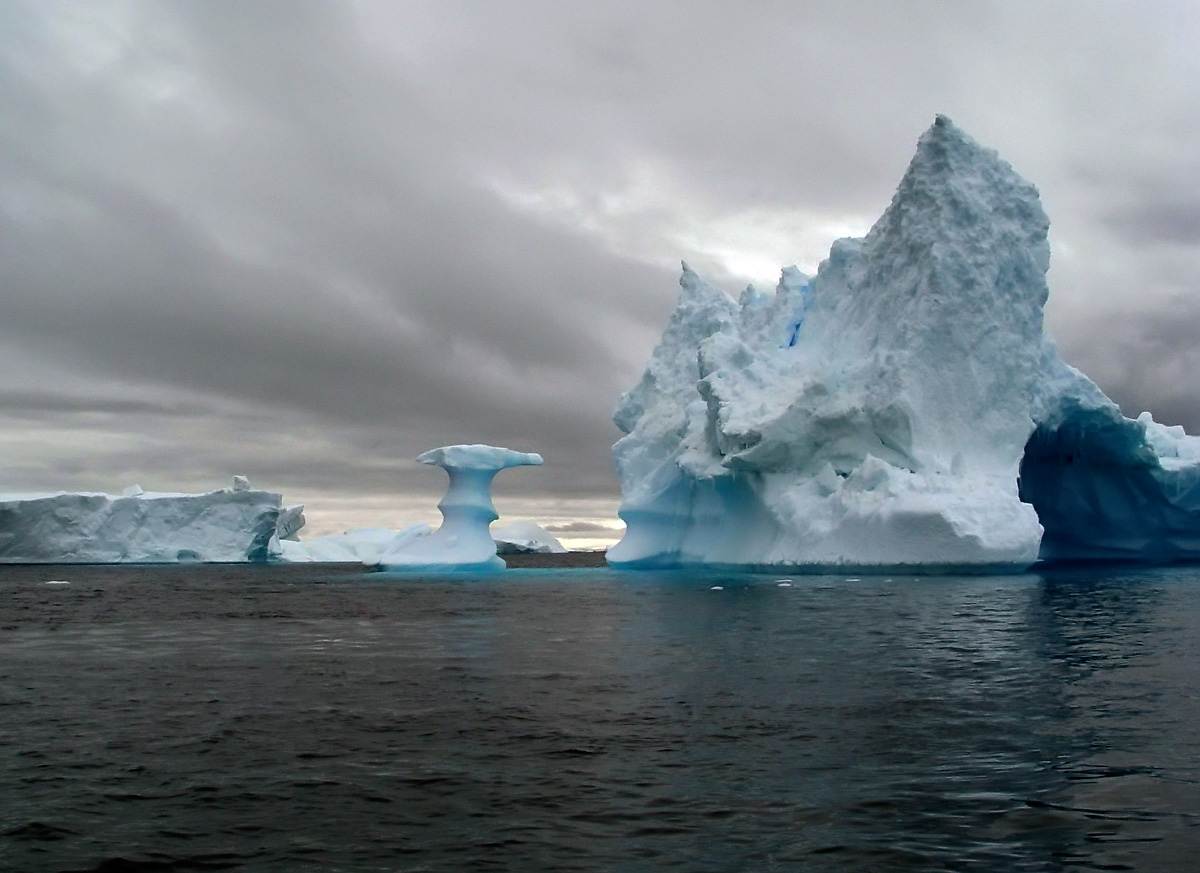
[278,518,564,564]
[493,520,567,554]
[377,445,543,571]
[608,116,1200,572]
[276,525,431,564]
[0,480,284,563]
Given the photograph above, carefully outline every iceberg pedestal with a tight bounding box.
[378,445,543,571]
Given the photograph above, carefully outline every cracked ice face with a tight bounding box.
[608,117,1051,571]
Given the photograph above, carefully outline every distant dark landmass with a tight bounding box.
[501,550,608,568]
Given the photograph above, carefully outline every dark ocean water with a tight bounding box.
[2,564,1200,872]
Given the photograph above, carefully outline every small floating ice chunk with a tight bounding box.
[777,581,792,587]
[710,585,724,590]
[44,580,69,585]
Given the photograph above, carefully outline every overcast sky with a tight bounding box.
[2,1,1200,542]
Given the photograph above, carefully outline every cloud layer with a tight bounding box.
[3,1,1200,535]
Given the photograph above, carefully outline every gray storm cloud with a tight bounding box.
[2,0,1199,532]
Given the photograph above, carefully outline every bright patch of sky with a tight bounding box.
[485,162,871,290]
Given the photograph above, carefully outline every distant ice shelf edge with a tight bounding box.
[606,115,1200,573]
[0,479,296,564]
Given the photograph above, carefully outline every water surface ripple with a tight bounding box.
[2,564,1199,871]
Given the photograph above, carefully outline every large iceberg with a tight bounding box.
[0,478,285,563]
[377,445,544,571]
[609,116,1200,572]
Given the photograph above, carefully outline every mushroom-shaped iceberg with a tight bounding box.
[378,444,543,571]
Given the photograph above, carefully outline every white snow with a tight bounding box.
[493,520,567,554]
[0,479,285,563]
[276,524,431,564]
[278,518,565,564]
[608,115,1200,571]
